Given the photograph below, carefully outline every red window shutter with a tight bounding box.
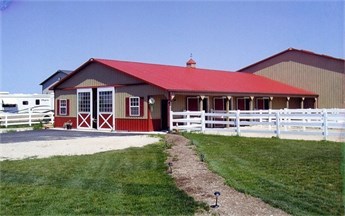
[57,99,60,115]
[66,99,70,116]
[140,97,144,116]
[125,97,129,117]
[140,97,144,117]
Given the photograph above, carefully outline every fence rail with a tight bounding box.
[0,111,54,128]
[170,109,345,140]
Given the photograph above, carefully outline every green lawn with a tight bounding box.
[0,143,203,215]
[184,133,343,216]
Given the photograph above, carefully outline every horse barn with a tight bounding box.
[51,58,318,131]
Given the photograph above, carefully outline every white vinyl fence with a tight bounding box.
[170,109,345,140]
[0,111,54,128]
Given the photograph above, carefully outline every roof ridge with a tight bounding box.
[93,58,236,73]
[238,48,344,72]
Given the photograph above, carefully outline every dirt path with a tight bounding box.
[165,134,289,216]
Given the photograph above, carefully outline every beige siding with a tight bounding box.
[59,62,142,89]
[55,89,77,117]
[254,62,344,108]
[171,95,187,112]
[150,95,165,119]
[240,51,345,108]
[289,98,301,109]
[272,97,286,109]
[115,85,165,119]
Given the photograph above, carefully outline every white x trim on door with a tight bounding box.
[77,88,93,129]
[97,87,115,130]
[79,113,91,128]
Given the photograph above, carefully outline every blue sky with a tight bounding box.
[1,0,344,94]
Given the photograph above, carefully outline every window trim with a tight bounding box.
[59,99,68,116]
[256,97,270,110]
[237,97,250,110]
[213,97,226,111]
[129,97,140,117]
[186,96,199,111]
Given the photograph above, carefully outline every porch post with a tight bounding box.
[168,92,175,131]
[301,97,305,109]
[286,97,290,109]
[269,97,274,109]
[226,96,231,128]
[230,96,234,110]
[314,97,318,109]
[249,96,254,110]
[199,95,205,111]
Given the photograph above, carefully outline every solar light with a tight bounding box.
[200,153,205,162]
[167,162,173,174]
[211,191,221,208]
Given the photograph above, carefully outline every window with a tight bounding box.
[59,99,67,115]
[129,97,140,116]
[237,97,250,110]
[22,101,29,105]
[99,91,113,112]
[125,97,143,117]
[78,92,90,112]
[256,98,269,110]
[187,97,199,111]
[2,104,16,108]
[214,97,226,111]
[35,99,40,105]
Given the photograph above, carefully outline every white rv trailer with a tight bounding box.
[0,92,54,113]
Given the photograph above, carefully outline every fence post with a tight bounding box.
[201,111,205,133]
[276,112,281,138]
[169,111,173,131]
[28,110,32,126]
[50,112,54,124]
[322,109,328,141]
[5,113,8,128]
[186,111,190,132]
[236,110,240,136]
[268,109,272,130]
[283,109,287,131]
[302,110,306,131]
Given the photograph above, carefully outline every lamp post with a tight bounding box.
[167,162,173,174]
[211,191,221,208]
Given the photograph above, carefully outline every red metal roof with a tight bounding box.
[88,58,317,96]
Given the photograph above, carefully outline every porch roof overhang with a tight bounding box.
[167,90,318,98]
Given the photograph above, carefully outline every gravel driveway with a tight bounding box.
[0,130,160,161]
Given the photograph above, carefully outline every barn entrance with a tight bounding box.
[77,87,115,130]
[77,89,93,129]
[97,87,115,130]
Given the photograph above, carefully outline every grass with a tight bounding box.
[0,143,203,215]
[184,133,343,216]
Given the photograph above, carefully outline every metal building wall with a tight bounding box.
[58,62,142,88]
[239,50,344,108]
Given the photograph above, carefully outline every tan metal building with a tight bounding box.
[52,58,317,131]
[238,48,345,108]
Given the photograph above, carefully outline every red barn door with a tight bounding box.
[97,87,115,130]
[77,89,93,129]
